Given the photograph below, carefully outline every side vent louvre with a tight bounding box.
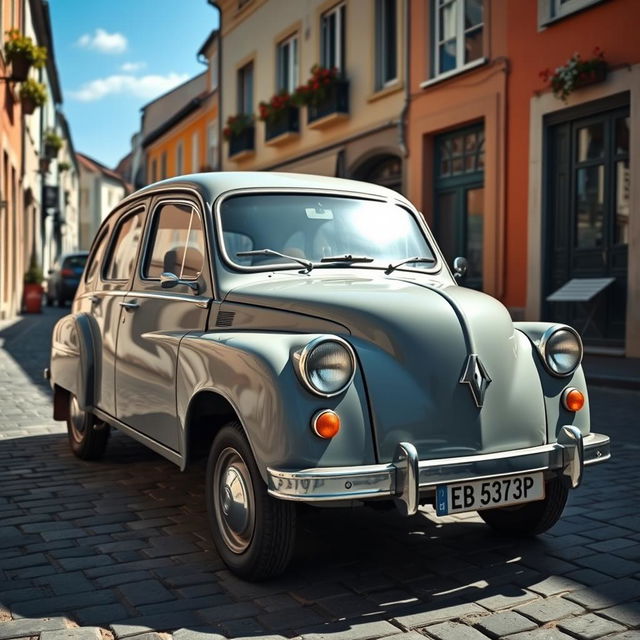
[216,311,236,328]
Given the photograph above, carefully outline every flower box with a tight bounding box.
[265,106,300,144]
[307,80,349,126]
[228,126,255,159]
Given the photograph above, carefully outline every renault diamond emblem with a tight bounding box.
[460,354,491,407]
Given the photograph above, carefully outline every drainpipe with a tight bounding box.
[398,0,410,194]
[207,0,222,172]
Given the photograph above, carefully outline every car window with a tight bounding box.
[219,194,435,270]
[63,255,88,270]
[104,209,145,281]
[85,230,108,284]
[143,202,205,280]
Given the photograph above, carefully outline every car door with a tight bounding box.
[90,204,147,417]
[114,195,212,452]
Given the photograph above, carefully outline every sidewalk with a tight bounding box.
[583,354,640,391]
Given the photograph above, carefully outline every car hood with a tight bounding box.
[225,272,547,462]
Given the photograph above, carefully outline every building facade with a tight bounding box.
[77,153,128,250]
[218,0,407,191]
[407,0,639,357]
[140,33,219,186]
[507,0,640,357]
[0,0,27,320]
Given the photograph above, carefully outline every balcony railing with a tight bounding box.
[265,107,300,143]
[228,127,255,159]
[307,80,349,126]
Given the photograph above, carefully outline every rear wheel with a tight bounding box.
[67,393,110,460]
[478,476,569,535]
[206,421,296,581]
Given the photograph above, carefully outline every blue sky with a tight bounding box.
[49,1,219,168]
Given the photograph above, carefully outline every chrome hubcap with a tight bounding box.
[69,395,89,443]
[214,447,255,554]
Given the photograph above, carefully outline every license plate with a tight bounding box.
[435,472,544,516]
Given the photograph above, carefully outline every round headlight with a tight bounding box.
[299,337,355,396]
[541,326,582,376]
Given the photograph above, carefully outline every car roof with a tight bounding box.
[119,172,413,211]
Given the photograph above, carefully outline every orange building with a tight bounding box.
[0,0,26,319]
[407,0,640,357]
[507,0,640,357]
[143,31,219,183]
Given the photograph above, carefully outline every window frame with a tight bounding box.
[276,32,299,93]
[160,152,168,180]
[191,131,200,173]
[320,3,346,73]
[84,227,109,285]
[375,0,398,90]
[538,0,605,27]
[101,206,146,283]
[237,61,254,115]
[432,0,485,80]
[207,122,218,169]
[140,199,206,283]
[176,141,184,176]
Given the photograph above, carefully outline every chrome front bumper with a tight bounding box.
[267,428,610,516]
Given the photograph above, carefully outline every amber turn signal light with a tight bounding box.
[312,410,340,438]
[562,388,585,412]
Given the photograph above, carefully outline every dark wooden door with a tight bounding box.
[545,102,629,348]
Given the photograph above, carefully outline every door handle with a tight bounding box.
[119,300,140,310]
[89,295,100,304]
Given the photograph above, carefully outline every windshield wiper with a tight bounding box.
[385,256,436,275]
[320,254,375,264]
[237,249,313,272]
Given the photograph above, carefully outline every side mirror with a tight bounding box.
[160,271,200,294]
[453,256,468,281]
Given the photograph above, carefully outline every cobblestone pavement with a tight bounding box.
[1,308,639,640]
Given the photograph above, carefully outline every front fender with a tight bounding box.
[515,322,590,442]
[176,332,376,481]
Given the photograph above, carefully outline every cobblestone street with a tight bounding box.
[1,308,639,640]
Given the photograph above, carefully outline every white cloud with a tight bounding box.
[69,72,189,102]
[76,28,127,54]
[120,61,146,72]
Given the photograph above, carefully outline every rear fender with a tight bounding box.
[50,313,101,412]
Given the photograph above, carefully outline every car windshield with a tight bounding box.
[219,194,436,271]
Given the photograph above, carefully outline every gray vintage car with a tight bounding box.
[48,172,610,580]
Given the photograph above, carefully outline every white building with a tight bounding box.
[77,152,129,250]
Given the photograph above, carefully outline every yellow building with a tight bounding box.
[218,0,406,191]
[144,30,219,183]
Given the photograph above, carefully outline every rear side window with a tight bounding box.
[104,209,145,281]
[143,202,205,280]
[85,231,108,284]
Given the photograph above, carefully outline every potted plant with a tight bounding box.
[540,47,608,102]
[58,161,71,173]
[23,257,44,314]
[294,65,349,124]
[223,113,255,157]
[44,129,63,159]
[19,77,47,114]
[4,29,47,81]
[259,91,299,142]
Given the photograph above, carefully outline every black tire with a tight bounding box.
[206,421,296,581]
[45,294,53,307]
[478,476,569,536]
[66,393,110,460]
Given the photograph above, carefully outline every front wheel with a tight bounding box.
[206,421,296,581]
[67,393,110,460]
[478,476,569,536]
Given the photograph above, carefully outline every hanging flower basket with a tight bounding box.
[4,29,47,81]
[19,77,47,114]
[540,48,608,102]
[44,130,63,159]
